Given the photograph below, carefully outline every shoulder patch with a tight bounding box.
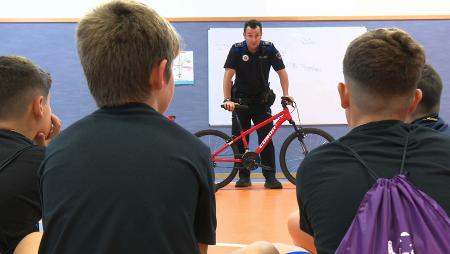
[262,41,273,46]
[233,42,244,48]
[276,52,282,60]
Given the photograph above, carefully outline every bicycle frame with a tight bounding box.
[212,105,297,163]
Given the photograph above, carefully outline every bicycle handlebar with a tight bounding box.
[281,96,294,104]
[281,96,295,107]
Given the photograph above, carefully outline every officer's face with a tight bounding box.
[244,26,262,53]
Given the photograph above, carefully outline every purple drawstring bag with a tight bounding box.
[335,138,450,254]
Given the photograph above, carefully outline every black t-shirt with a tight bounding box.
[39,103,216,254]
[0,130,43,254]
[224,40,285,96]
[297,120,450,254]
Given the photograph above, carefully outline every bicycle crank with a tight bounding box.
[241,151,261,171]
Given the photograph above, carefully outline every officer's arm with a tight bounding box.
[276,69,290,97]
[223,68,236,100]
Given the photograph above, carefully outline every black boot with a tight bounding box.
[235,169,251,187]
[235,177,251,187]
[264,177,282,189]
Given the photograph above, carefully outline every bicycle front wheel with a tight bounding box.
[194,129,239,190]
[280,128,334,185]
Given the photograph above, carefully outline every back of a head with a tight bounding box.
[76,0,180,107]
[0,55,51,120]
[343,28,426,113]
[415,63,443,115]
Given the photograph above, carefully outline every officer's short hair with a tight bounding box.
[244,19,262,33]
[0,55,51,120]
[416,64,443,114]
[76,0,180,107]
[343,28,425,110]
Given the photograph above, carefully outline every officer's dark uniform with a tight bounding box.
[224,40,285,181]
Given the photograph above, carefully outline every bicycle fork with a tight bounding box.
[289,119,309,155]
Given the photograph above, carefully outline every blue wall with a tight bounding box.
[1,20,449,171]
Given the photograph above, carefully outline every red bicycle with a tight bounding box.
[195,97,334,190]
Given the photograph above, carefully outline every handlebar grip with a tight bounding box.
[221,104,249,110]
[281,96,294,103]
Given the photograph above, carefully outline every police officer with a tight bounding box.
[223,19,293,189]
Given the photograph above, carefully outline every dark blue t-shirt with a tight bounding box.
[39,103,216,254]
[0,130,42,254]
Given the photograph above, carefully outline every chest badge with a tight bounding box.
[242,54,249,62]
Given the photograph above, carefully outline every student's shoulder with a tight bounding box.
[300,140,344,169]
[45,114,95,151]
[165,121,210,154]
[20,145,45,164]
[411,124,450,146]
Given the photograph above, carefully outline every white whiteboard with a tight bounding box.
[208,27,367,126]
[3,0,450,18]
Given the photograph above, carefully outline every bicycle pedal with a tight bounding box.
[258,164,275,172]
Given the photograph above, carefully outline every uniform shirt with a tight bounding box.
[297,120,450,254]
[411,113,450,135]
[224,40,285,96]
[39,103,216,254]
[0,130,43,254]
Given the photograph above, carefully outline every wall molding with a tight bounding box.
[1,15,450,23]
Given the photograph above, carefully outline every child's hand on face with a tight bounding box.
[34,114,62,147]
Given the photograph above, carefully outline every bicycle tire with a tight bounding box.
[194,129,239,190]
[280,128,334,185]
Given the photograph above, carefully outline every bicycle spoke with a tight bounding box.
[280,128,334,185]
[195,130,239,188]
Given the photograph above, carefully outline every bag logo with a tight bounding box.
[242,55,249,61]
[387,232,415,254]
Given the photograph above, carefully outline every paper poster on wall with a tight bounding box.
[173,51,194,85]
[208,27,367,125]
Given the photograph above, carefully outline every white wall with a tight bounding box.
[1,0,450,18]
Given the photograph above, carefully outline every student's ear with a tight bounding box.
[407,88,423,113]
[149,59,168,91]
[338,82,350,109]
[31,95,45,119]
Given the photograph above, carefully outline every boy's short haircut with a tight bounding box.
[343,28,425,98]
[416,64,443,114]
[0,55,51,119]
[77,0,180,107]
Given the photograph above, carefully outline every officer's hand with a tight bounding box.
[282,96,295,105]
[223,101,236,111]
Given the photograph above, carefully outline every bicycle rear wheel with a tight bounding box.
[280,128,334,185]
[194,129,239,190]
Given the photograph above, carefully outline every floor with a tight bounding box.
[209,181,300,254]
